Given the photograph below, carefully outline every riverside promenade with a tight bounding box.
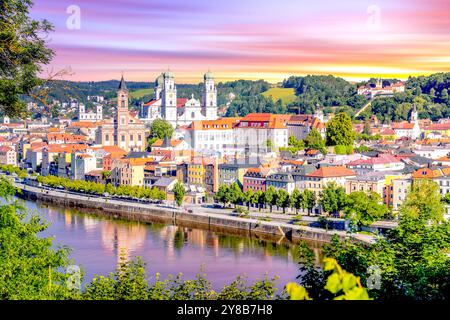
[15,182,375,245]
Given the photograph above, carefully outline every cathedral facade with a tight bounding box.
[96,76,148,152]
[139,71,218,127]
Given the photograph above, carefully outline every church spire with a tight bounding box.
[118,74,128,91]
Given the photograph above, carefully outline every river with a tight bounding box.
[17,198,323,291]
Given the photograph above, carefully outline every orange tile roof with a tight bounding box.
[188,117,241,131]
[442,167,450,176]
[281,159,305,166]
[106,151,127,160]
[237,113,289,129]
[307,166,356,178]
[152,139,184,147]
[412,168,444,179]
[436,156,450,162]
[0,146,13,153]
[380,128,396,135]
[425,123,450,131]
[129,158,153,166]
[69,121,101,128]
[392,122,414,130]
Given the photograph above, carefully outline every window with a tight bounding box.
[138,135,142,141]
[191,112,195,119]
[121,135,125,142]
[105,134,109,141]
[130,135,134,141]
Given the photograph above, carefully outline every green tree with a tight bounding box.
[173,182,185,207]
[291,188,302,214]
[363,120,371,135]
[84,253,149,300]
[250,190,261,210]
[0,177,78,299]
[241,189,254,210]
[0,0,54,117]
[302,189,316,215]
[318,181,450,300]
[320,183,346,217]
[255,190,265,212]
[276,189,290,214]
[344,191,388,229]
[228,182,243,208]
[264,186,276,212]
[214,185,230,207]
[287,258,370,300]
[101,170,112,180]
[326,112,355,146]
[440,88,448,104]
[148,119,174,146]
[305,129,326,154]
[400,179,444,224]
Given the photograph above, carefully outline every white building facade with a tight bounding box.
[140,71,218,127]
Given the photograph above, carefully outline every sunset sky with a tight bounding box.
[31,0,450,84]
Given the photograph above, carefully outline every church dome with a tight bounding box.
[155,73,164,87]
[204,70,214,80]
[164,70,174,78]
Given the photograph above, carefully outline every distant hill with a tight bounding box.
[33,72,449,120]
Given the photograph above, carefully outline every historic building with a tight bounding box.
[78,103,102,121]
[96,76,148,152]
[139,71,218,127]
[357,78,405,98]
[392,104,422,140]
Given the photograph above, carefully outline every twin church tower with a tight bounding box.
[140,70,219,127]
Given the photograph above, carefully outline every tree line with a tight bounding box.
[35,175,166,201]
[214,182,389,228]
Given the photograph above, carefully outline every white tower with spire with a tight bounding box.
[410,104,421,140]
[161,70,177,125]
[202,71,218,120]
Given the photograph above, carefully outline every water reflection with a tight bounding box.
[16,198,323,290]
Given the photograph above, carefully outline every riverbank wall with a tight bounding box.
[17,184,371,245]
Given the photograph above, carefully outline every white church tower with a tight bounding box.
[155,73,164,100]
[161,70,177,125]
[96,105,103,120]
[203,71,218,120]
[410,104,421,140]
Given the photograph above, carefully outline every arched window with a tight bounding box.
[105,134,109,141]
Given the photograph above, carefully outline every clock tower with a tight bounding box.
[203,71,218,120]
[161,70,177,125]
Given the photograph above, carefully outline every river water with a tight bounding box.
[17,198,323,291]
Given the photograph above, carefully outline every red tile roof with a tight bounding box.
[347,154,402,166]
[392,122,414,130]
[307,166,356,178]
[424,123,450,131]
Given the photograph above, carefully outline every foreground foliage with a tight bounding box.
[297,180,450,300]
